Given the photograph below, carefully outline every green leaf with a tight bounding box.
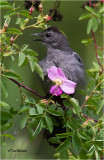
[27,55,36,72]
[48,109,62,116]
[99,6,104,13]
[56,132,73,139]
[2,70,22,81]
[16,17,21,24]
[44,115,53,133]
[69,98,82,117]
[1,111,13,121]
[3,50,15,57]
[72,134,81,153]
[4,10,17,18]
[79,13,91,20]
[2,134,15,140]
[60,150,69,159]
[19,10,32,18]
[1,81,8,98]
[0,2,13,9]
[1,122,13,132]
[21,44,29,52]
[20,116,28,129]
[0,101,10,109]
[85,5,95,14]
[97,99,104,115]
[29,108,38,115]
[34,62,44,80]
[23,49,38,56]
[56,138,71,152]
[87,145,95,156]
[48,137,60,144]
[78,131,90,140]
[87,18,93,34]
[36,104,43,114]
[25,97,36,104]
[19,105,30,113]
[95,150,100,160]
[67,121,76,131]
[18,52,26,66]
[92,16,98,32]
[20,18,25,30]
[33,120,43,137]
[6,28,23,35]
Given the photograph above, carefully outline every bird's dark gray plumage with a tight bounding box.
[33,26,85,95]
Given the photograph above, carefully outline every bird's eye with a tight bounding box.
[46,33,50,37]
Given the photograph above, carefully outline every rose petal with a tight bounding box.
[60,79,76,94]
[48,66,58,81]
[48,66,65,81]
[50,85,63,96]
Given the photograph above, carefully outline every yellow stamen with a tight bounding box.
[54,78,63,85]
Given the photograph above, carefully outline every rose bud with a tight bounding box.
[29,5,34,12]
[39,3,43,11]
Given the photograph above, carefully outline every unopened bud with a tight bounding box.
[44,15,52,22]
[29,5,34,12]
[4,23,8,28]
[100,0,104,4]
[10,36,14,42]
[39,3,43,11]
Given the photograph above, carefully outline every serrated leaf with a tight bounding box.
[97,99,104,115]
[33,120,43,137]
[48,137,60,144]
[79,13,91,20]
[0,2,13,9]
[29,108,38,115]
[3,50,15,57]
[69,98,82,117]
[19,105,30,113]
[2,134,15,140]
[56,138,71,152]
[99,6,104,13]
[78,131,90,140]
[1,122,13,132]
[20,18,25,30]
[21,44,29,52]
[85,5,95,14]
[6,28,23,35]
[44,115,53,133]
[0,101,10,109]
[87,18,93,34]
[87,145,95,156]
[19,10,32,19]
[1,111,13,121]
[1,81,8,98]
[34,62,44,80]
[36,104,43,114]
[18,52,26,66]
[2,70,22,81]
[23,49,38,56]
[15,17,21,24]
[25,97,36,104]
[92,16,98,32]
[4,10,17,18]
[47,109,61,116]
[20,116,28,129]
[72,134,81,153]
[56,132,73,139]
[67,121,76,131]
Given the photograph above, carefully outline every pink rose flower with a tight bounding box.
[47,66,77,96]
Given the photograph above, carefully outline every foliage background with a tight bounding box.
[1,0,103,159]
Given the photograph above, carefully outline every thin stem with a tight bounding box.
[92,30,102,67]
[9,78,44,99]
[81,113,98,122]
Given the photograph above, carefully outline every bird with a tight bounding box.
[32,26,85,97]
[32,26,85,147]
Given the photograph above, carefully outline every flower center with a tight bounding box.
[54,78,63,86]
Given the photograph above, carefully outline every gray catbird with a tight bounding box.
[33,26,85,96]
[32,26,85,147]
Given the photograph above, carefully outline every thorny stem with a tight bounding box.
[9,78,44,99]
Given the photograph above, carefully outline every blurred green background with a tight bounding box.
[1,0,103,159]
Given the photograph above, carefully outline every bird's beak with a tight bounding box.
[31,33,43,41]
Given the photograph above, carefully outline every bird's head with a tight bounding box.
[32,26,71,51]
